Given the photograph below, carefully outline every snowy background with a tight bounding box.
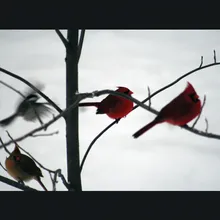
[0,30,220,191]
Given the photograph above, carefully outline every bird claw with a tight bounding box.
[18,179,25,185]
[115,118,121,124]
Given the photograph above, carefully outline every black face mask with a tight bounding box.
[189,92,199,103]
[123,90,131,95]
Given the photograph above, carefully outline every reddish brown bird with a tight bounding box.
[78,86,134,120]
[133,82,201,138]
[5,144,48,191]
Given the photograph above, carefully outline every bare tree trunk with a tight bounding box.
[65,29,82,191]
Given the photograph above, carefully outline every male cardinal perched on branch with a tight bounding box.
[5,143,48,191]
[78,86,134,120]
[0,85,53,127]
[133,82,201,138]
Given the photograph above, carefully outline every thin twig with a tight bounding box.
[199,56,203,68]
[205,117,209,133]
[0,67,62,114]
[0,162,7,172]
[52,169,60,191]
[0,80,24,97]
[58,171,71,190]
[214,50,217,63]
[147,86,151,107]
[191,95,206,129]
[31,130,59,137]
[77,29,85,63]
[80,122,115,173]
[55,29,69,49]
[0,137,10,155]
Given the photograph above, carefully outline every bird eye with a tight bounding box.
[189,93,199,103]
[26,94,39,102]
[13,155,20,161]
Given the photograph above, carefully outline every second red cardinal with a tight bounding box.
[78,86,134,120]
[133,82,202,138]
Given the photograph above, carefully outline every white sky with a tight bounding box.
[0,30,220,191]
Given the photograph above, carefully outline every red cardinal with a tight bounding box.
[133,82,201,138]
[5,144,48,191]
[78,86,134,120]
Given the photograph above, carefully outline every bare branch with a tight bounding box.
[147,86,151,107]
[0,162,7,172]
[214,50,217,63]
[50,169,70,191]
[55,29,69,49]
[0,137,10,155]
[191,95,206,129]
[49,170,58,191]
[77,29,85,63]
[205,117,209,133]
[0,80,24,97]
[0,67,62,114]
[0,175,38,191]
[199,56,203,68]
[31,130,59,137]
[80,121,115,173]
[58,170,71,190]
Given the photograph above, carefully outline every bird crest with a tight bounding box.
[185,82,196,93]
[116,86,133,95]
[13,143,21,154]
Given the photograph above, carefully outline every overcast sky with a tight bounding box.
[0,30,220,191]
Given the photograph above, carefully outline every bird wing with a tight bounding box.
[23,103,53,121]
[97,95,120,114]
[16,155,43,177]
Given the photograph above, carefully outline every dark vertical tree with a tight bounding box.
[65,29,82,191]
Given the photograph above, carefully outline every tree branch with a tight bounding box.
[31,130,59,137]
[77,29,85,63]
[80,121,115,173]
[147,86,151,107]
[0,80,24,97]
[55,29,69,49]
[0,175,38,191]
[0,162,7,172]
[205,118,209,133]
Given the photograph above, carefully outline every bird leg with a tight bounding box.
[115,118,121,124]
[17,178,25,185]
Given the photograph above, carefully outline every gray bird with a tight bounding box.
[0,86,53,127]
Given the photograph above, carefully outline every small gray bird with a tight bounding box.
[0,86,53,127]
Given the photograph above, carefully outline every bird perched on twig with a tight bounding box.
[133,82,202,138]
[78,86,134,121]
[0,85,53,127]
[5,143,48,191]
